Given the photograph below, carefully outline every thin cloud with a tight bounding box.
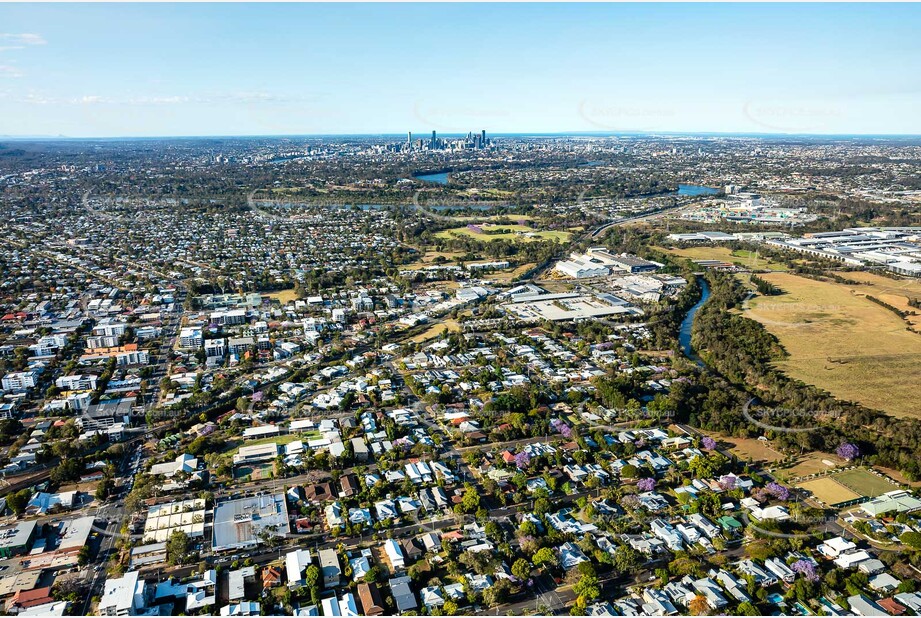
[0,91,55,103]
[130,95,191,105]
[70,94,188,105]
[74,95,108,104]
[0,65,23,78]
[0,33,47,46]
[68,92,320,106]
[21,92,52,104]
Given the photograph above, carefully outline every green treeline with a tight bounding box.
[749,274,782,296]
[864,295,909,318]
[678,269,921,480]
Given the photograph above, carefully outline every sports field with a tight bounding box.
[744,272,921,418]
[234,462,275,481]
[264,289,299,304]
[831,468,898,498]
[797,468,897,506]
[797,477,862,506]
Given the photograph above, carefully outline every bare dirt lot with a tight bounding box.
[704,434,785,465]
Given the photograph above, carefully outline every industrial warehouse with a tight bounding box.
[764,227,921,276]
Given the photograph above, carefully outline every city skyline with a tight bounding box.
[2,3,921,137]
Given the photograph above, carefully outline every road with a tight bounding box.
[588,202,690,239]
[80,440,141,615]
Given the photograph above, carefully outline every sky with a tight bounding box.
[1,3,920,137]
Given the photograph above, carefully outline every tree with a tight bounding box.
[901,531,921,549]
[52,578,83,603]
[689,594,710,616]
[0,419,24,445]
[737,602,759,616]
[50,458,82,484]
[519,520,538,537]
[166,530,190,566]
[407,562,427,582]
[613,544,641,574]
[96,477,115,501]
[532,547,558,569]
[77,544,92,566]
[573,571,600,602]
[459,484,480,513]
[533,497,552,515]
[512,558,532,581]
[363,565,382,584]
[305,564,320,589]
[837,442,860,461]
[5,489,30,516]
[688,454,721,480]
[459,550,497,576]
[483,578,512,607]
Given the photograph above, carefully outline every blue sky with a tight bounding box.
[1,3,920,137]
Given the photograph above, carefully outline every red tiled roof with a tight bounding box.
[9,586,53,609]
[261,566,282,588]
[879,598,906,615]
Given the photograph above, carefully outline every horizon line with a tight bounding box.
[4,129,921,141]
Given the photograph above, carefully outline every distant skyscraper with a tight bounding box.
[431,130,437,149]
[407,131,412,147]
[481,129,486,147]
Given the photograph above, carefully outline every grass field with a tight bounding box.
[534,280,576,294]
[264,289,299,304]
[409,319,461,343]
[777,453,842,481]
[402,250,467,270]
[744,272,921,418]
[661,246,789,271]
[831,270,921,328]
[448,213,535,222]
[435,223,571,243]
[831,468,898,498]
[481,263,536,283]
[797,477,862,506]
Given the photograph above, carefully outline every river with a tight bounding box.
[679,276,711,365]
